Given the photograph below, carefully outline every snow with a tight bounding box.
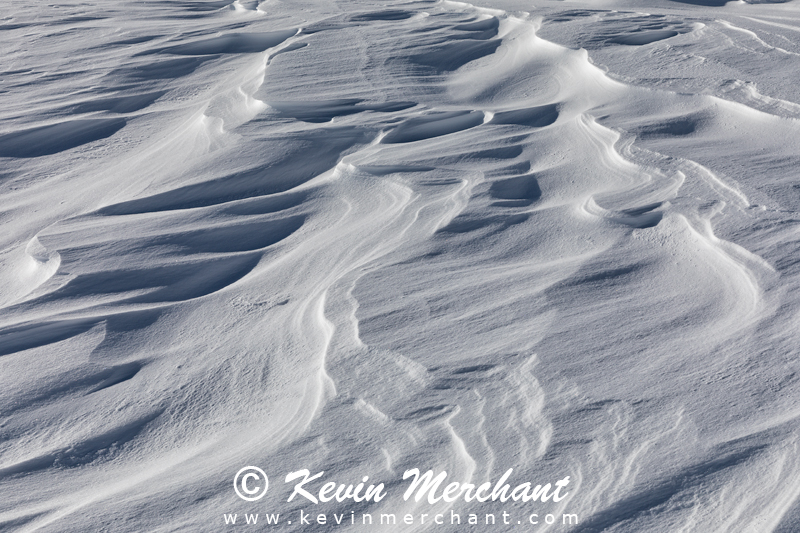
[1,0,800,531]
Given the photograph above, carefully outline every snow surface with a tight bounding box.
[1,0,800,531]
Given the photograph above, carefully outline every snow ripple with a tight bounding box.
[1,0,799,531]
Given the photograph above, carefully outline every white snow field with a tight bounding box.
[2,0,800,531]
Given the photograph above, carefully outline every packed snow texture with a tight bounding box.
[1,0,800,531]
